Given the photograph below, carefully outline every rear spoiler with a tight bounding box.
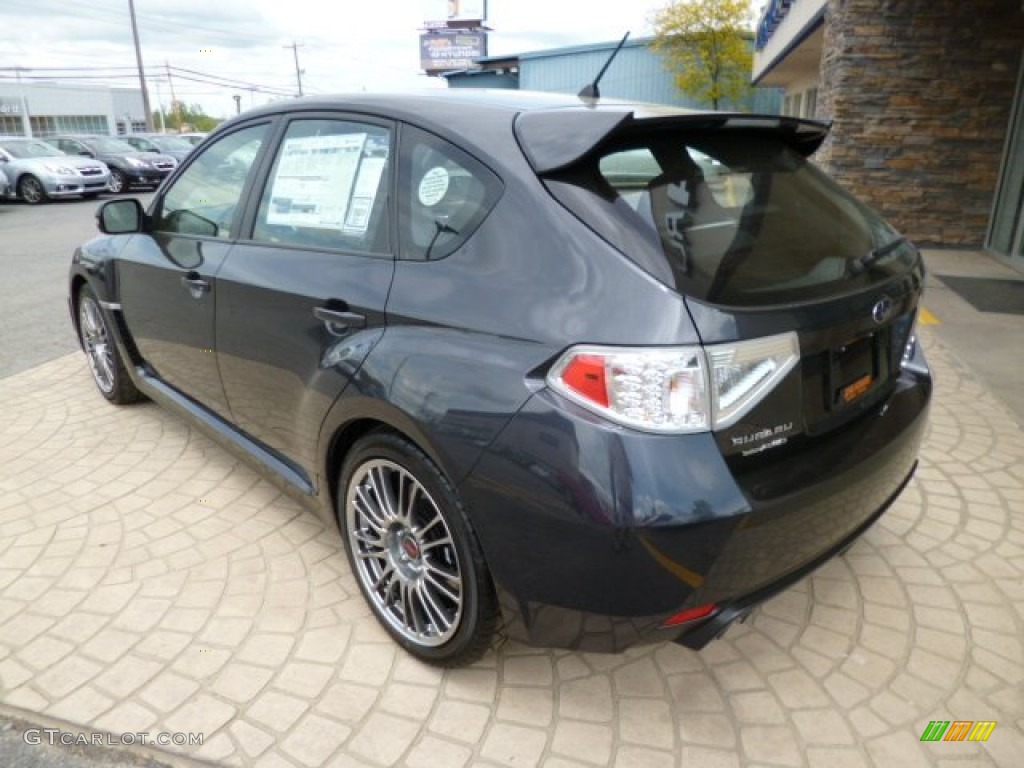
[515,109,832,174]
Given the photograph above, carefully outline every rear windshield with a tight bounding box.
[543,130,918,306]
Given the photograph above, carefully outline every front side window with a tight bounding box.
[252,119,392,254]
[398,126,502,260]
[156,123,268,239]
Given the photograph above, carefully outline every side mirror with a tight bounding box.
[97,199,144,234]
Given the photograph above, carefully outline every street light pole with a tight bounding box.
[128,0,154,131]
[285,42,305,97]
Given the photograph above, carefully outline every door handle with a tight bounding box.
[314,305,366,331]
[181,273,210,298]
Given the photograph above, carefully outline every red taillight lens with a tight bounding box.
[661,603,717,628]
[559,354,609,407]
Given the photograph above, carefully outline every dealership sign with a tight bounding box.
[0,99,22,115]
[420,31,486,72]
[422,0,486,22]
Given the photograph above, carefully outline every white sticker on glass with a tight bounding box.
[418,166,449,207]
[266,132,367,230]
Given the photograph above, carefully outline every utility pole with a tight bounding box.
[165,61,180,130]
[128,0,153,131]
[284,42,305,97]
[152,78,165,132]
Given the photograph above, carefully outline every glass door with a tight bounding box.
[989,57,1024,266]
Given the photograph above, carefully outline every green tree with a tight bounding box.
[152,101,220,133]
[651,0,754,110]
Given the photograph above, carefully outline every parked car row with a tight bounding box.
[0,132,205,204]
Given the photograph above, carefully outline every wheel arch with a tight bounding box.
[320,402,463,530]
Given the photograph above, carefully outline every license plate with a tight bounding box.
[830,334,878,407]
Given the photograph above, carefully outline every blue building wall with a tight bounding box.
[518,37,781,113]
[445,71,519,90]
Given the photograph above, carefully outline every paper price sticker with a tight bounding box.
[418,167,450,207]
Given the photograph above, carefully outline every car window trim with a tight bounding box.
[235,110,398,261]
[149,118,278,243]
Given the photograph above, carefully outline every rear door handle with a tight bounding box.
[181,273,210,298]
[314,305,366,330]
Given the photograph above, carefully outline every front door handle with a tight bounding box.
[181,272,210,299]
[314,305,366,332]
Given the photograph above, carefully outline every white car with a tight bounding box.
[0,138,111,204]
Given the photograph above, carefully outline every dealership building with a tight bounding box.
[754,0,1024,267]
[0,82,146,138]
[443,36,782,114]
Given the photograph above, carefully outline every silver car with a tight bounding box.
[0,138,111,204]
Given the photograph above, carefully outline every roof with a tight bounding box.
[239,89,710,119]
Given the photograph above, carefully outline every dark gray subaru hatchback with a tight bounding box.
[69,90,931,665]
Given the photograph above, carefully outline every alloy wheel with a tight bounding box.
[346,458,464,647]
[19,176,44,204]
[79,296,115,394]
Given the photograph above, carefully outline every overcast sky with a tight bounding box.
[3,0,760,119]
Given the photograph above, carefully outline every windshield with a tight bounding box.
[151,136,192,151]
[90,138,137,154]
[0,140,64,159]
[544,130,917,306]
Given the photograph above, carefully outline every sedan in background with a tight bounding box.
[0,137,110,204]
[50,134,175,194]
[177,132,208,147]
[121,133,194,163]
[68,91,931,666]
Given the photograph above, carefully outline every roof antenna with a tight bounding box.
[578,31,630,101]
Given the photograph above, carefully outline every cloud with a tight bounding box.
[2,0,670,118]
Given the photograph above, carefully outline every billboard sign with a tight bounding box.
[420,30,486,72]
[422,0,486,23]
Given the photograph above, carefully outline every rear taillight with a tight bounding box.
[547,332,799,434]
[706,332,800,429]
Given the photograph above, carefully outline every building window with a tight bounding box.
[0,116,22,137]
[29,115,109,137]
[803,88,818,119]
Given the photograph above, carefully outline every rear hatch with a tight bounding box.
[521,108,923,456]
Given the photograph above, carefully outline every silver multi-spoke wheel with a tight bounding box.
[79,295,115,394]
[346,458,464,647]
[76,285,141,405]
[18,175,45,205]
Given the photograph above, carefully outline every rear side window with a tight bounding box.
[398,125,502,261]
[546,131,916,306]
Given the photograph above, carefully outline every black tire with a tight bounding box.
[18,175,47,205]
[76,284,143,405]
[108,168,127,194]
[338,431,497,666]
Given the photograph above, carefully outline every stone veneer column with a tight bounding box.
[817,0,1023,246]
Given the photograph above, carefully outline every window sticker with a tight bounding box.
[418,166,449,207]
[343,144,387,235]
[267,133,367,230]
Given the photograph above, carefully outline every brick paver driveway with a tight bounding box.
[1,328,1022,767]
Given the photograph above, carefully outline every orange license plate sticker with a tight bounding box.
[842,374,873,403]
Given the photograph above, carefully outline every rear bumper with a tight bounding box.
[461,360,930,653]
